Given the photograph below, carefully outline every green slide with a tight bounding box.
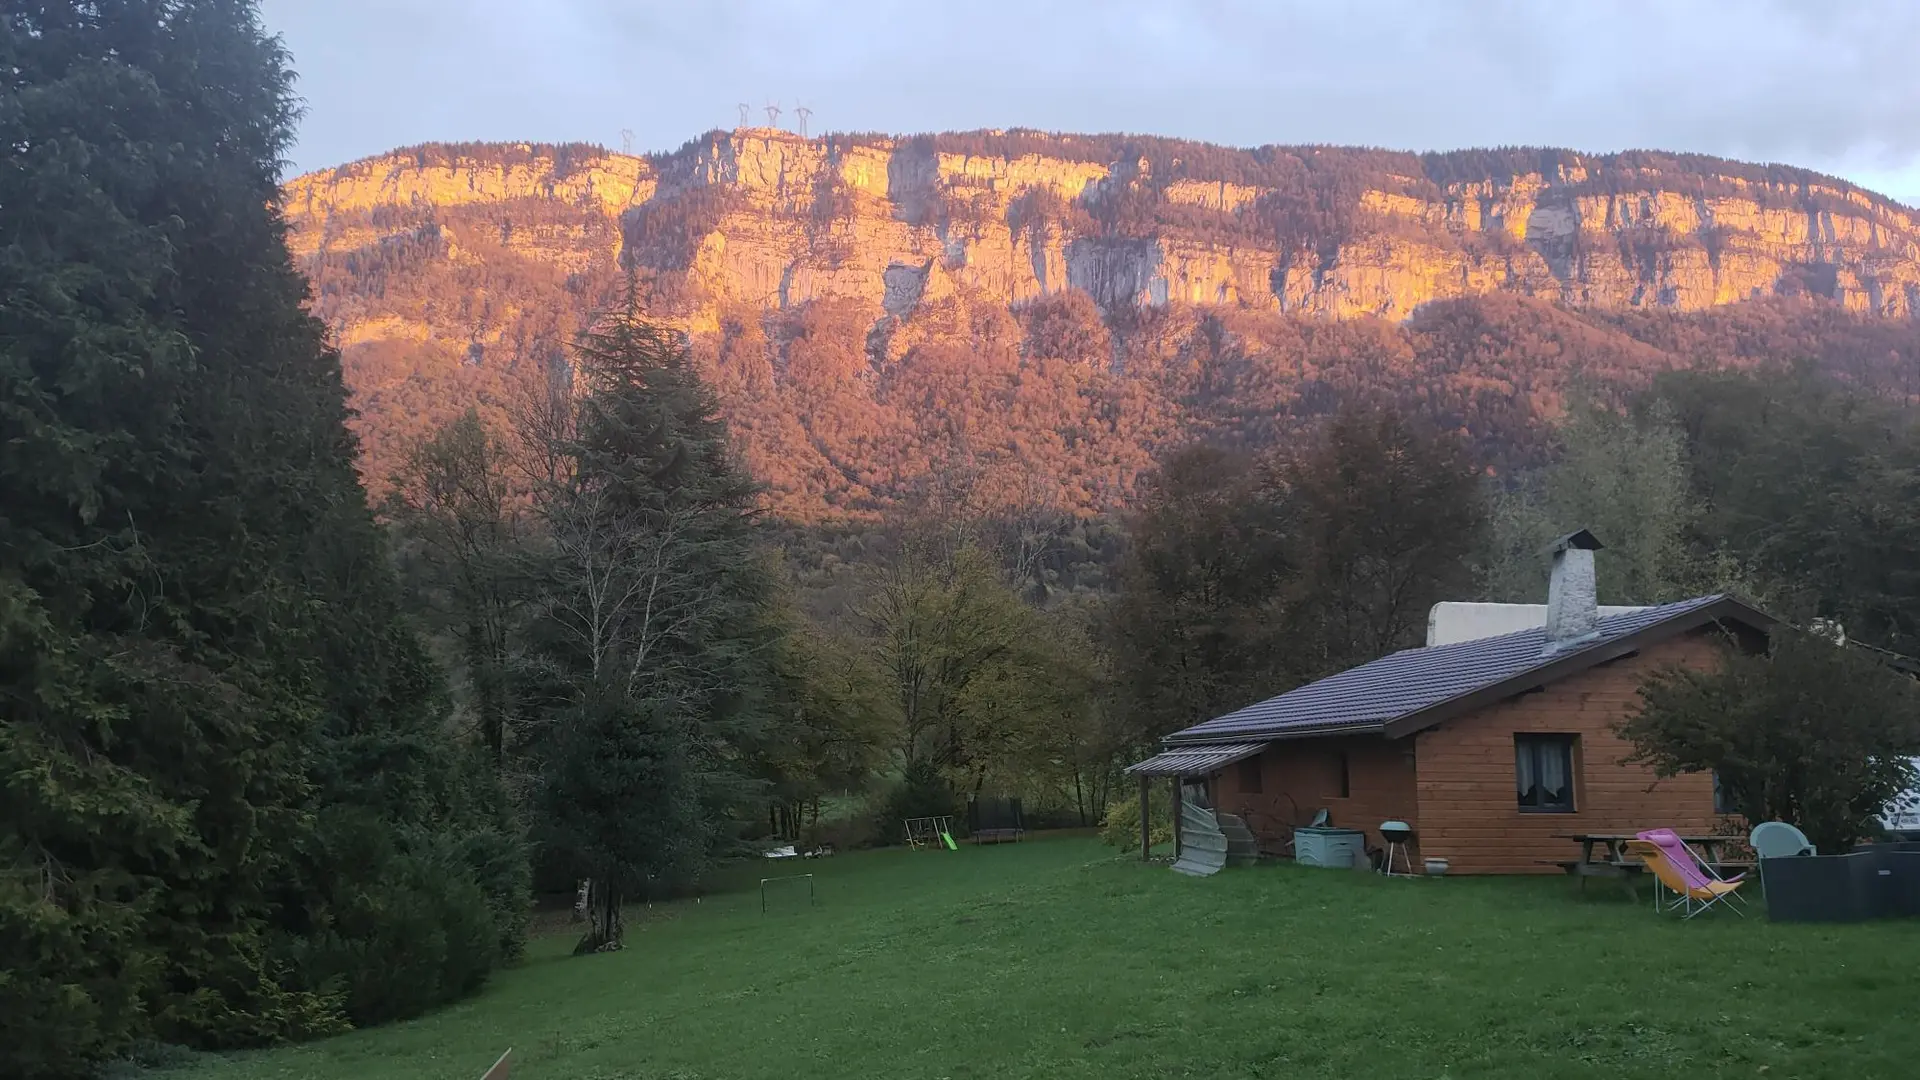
[940,829,958,851]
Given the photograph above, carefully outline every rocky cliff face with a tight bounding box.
[287,129,1920,330]
[282,131,1920,518]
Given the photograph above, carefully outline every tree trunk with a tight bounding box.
[574,865,623,954]
[572,877,592,923]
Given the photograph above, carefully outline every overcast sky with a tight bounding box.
[261,0,1920,202]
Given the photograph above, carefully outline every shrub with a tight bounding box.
[1100,789,1173,853]
[804,811,880,851]
[875,760,959,844]
[456,824,534,964]
[282,813,506,1027]
[0,875,149,1080]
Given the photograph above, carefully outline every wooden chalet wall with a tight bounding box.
[1212,736,1417,861]
[1413,630,1732,874]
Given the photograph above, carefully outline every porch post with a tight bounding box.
[1171,777,1183,861]
[1138,773,1151,861]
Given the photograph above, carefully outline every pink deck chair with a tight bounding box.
[1634,828,1748,918]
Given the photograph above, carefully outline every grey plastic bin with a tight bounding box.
[1294,826,1367,869]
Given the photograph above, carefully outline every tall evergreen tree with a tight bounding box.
[1,4,524,1075]
[1278,406,1486,675]
[519,296,775,952]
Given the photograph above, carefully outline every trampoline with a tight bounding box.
[967,795,1026,844]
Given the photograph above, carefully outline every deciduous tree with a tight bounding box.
[1621,630,1920,853]
[1480,398,1716,605]
[389,409,528,764]
[1106,407,1484,745]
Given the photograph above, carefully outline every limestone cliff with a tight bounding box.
[282,131,1920,517]
[287,130,1920,334]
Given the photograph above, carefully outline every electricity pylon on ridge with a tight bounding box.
[764,100,782,128]
[619,129,634,155]
[737,102,751,128]
[794,105,812,138]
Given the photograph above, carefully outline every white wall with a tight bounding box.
[1425,602,1649,647]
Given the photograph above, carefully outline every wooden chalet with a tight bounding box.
[1126,530,1774,875]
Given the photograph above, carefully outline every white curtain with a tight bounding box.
[1538,741,1570,805]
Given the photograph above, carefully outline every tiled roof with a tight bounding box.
[1166,595,1745,745]
[1125,743,1268,777]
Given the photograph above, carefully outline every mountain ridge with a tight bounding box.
[282,129,1920,519]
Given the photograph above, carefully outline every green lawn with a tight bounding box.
[169,836,1920,1080]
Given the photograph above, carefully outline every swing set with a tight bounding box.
[903,815,958,851]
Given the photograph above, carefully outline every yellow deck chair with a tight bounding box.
[1624,839,1747,918]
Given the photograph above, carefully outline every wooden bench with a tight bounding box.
[1543,858,1646,901]
[1544,858,1644,876]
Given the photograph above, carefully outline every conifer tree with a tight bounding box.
[520,294,775,952]
[1,4,526,1074]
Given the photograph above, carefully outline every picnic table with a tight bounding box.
[1550,833,1752,901]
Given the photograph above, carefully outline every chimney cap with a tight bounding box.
[1544,528,1604,555]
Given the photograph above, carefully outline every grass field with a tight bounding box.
[168,836,1920,1080]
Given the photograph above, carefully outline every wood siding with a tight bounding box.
[1211,736,1418,864]
[1413,630,1733,875]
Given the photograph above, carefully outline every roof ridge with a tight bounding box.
[1164,593,1763,746]
[1386,592,1726,661]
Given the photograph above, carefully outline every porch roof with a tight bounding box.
[1124,742,1268,777]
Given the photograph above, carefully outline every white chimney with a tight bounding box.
[1543,529,1603,653]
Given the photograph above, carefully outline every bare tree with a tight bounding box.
[505,356,576,492]
[538,485,726,701]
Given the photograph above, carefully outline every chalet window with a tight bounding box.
[1335,750,1351,798]
[1238,756,1264,795]
[1515,734,1576,813]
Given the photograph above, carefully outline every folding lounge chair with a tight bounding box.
[1749,821,1817,859]
[1626,831,1748,919]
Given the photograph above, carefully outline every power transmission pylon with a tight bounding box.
[620,129,634,155]
[737,102,751,128]
[794,105,812,138]
[764,100,782,128]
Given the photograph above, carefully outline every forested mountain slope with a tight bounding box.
[284,131,1920,517]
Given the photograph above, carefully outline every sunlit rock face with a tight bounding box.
[283,130,1920,517]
